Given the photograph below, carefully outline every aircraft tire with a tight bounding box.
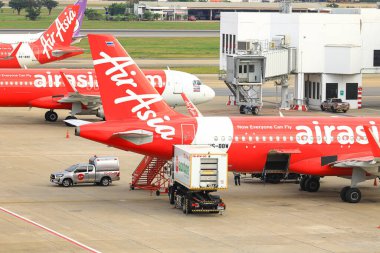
[345,188,361,203]
[46,111,58,122]
[305,177,320,192]
[340,186,350,202]
[299,176,308,191]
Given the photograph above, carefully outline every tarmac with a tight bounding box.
[1,75,380,253]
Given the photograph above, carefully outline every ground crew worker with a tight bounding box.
[233,172,241,186]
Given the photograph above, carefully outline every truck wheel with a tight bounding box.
[62,178,72,187]
[320,105,325,111]
[100,177,110,186]
[169,187,175,205]
[156,190,160,196]
[239,105,246,114]
[252,107,259,115]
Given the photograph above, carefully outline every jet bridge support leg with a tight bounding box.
[340,168,367,203]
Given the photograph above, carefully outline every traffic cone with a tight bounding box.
[374,178,378,187]
[66,130,70,139]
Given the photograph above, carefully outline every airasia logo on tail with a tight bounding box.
[40,9,77,59]
[93,51,175,140]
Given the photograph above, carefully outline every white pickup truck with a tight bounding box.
[50,156,120,187]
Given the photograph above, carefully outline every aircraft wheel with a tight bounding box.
[340,186,350,202]
[305,177,320,192]
[345,187,361,203]
[299,176,308,191]
[45,111,58,122]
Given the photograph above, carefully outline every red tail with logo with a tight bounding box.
[31,5,79,59]
[88,34,179,121]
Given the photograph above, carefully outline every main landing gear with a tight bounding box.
[299,175,320,192]
[45,110,58,122]
[340,168,367,203]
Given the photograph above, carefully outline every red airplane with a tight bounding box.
[0,5,83,68]
[0,68,214,122]
[68,34,380,204]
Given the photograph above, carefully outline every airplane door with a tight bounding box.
[181,124,195,144]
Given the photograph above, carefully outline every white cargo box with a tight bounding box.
[173,145,228,190]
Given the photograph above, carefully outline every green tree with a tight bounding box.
[84,8,103,20]
[25,0,42,20]
[42,0,58,15]
[107,3,127,16]
[143,10,153,20]
[0,1,4,9]
[25,6,41,20]
[9,0,28,15]
[153,13,160,21]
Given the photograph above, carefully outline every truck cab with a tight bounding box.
[50,156,120,187]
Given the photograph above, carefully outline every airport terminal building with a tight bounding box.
[220,9,380,110]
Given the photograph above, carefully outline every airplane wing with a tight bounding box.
[0,42,22,60]
[58,72,101,107]
[64,119,91,126]
[329,125,380,176]
[180,93,203,117]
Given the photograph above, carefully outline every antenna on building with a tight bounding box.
[280,0,292,14]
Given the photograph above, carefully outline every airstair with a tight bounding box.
[130,155,170,195]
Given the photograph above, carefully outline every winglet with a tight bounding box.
[60,72,78,93]
[363,125,380,158]
[181,93,203,117]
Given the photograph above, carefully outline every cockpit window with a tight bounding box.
[193,80,202,86]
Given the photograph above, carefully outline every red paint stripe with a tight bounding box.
[0,207,101,253]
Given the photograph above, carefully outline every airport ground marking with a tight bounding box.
[0,206,101,253]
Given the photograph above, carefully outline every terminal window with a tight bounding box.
[346,83,358,100]
[374,50,380,66]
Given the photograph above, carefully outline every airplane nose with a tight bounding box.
[203,85,215,101]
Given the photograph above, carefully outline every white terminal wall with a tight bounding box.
[220,12,362,73]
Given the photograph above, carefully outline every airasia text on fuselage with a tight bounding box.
[31,72,165,90]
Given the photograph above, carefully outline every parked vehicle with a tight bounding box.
[188,15,197,21]
[50,156,120,187]
[168,145,227,215]
[321,98,350,113]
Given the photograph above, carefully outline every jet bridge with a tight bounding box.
[222,40,296,115]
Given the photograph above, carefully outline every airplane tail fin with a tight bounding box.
[73,0,87,39]
[34,5,79,49]
[87,34,181,121]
